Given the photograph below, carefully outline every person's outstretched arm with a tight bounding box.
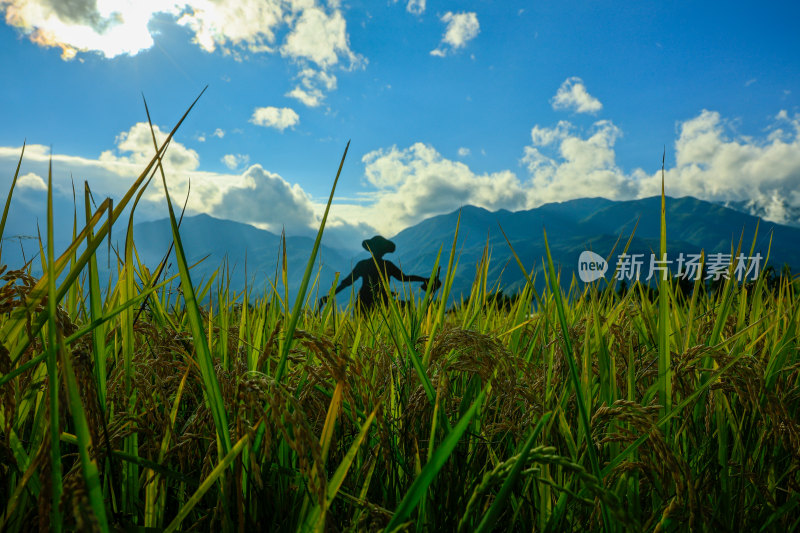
[387,261,429,284]
[319,264,362,307]
[394,264,442,292]
[333,269,357,294]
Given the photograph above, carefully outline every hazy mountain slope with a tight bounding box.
[389,196,800,299]
[131,214,350,297]
[4,195,798,304]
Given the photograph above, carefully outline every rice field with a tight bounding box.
[1,99,799,532]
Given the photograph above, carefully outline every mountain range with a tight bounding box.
[391,196,799,299]
[3,195,799,303]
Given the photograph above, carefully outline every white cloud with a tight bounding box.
[518,109,800,225]
[1,0,173,59]
[5,108,800,246]
[286,86,324,108]
[213,164,317,232]
[406,0,425,15]
[98,122,200,173]
[175,0,283,55]
[431,11,479,57]
[91,122,235,215]
[16,171,46,190]
[2,1,360,105]
[340,109,800,234]
[280,6,363,69]
[521,119,637,205]
[551,77,603,114]
[221,153,249,170]
[198,127,225,142]
[529,120,572,146]
[0,0,287,59]
[0,125,326,235]
[457,147,470,157]
[286,67,337,107]
[250,106,299,131]
[0,139,373,245]
[640,109,800,224]
[359,143,525,233]
[0,144,220,223]
[392,0,425,15]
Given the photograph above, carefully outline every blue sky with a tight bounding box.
[1,0,799,247]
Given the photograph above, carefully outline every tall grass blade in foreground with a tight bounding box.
[143,97,232,458]
[0,141,24,244]
[543,227,611,531]
[384,387,487,532]
[274,140,350,382]
[1,127,798,532]
[1,88,207,365]
[658,148,671,421]
[44,155,63,533]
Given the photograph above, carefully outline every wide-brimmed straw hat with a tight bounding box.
[362,235,396,256]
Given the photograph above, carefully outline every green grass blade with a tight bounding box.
[658,150,672,420]
[600,315,774,478]
[1,88,207,363]
[163,434,249,533]
[83,183,107,406]
[301,408,378,532]
[0,141,25,244]
[143,98,232,457]
[384,386,487,532]
[474,412,552,533]
[275,140,349,382]
[45,154,63,533]
[542,227,610,532]
[59,342,110,530]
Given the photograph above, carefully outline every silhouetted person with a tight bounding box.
[319,235,439,311]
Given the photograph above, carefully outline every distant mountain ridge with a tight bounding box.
[3,196,799,302]
[390,196,800,298]
[131,213,350,298]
